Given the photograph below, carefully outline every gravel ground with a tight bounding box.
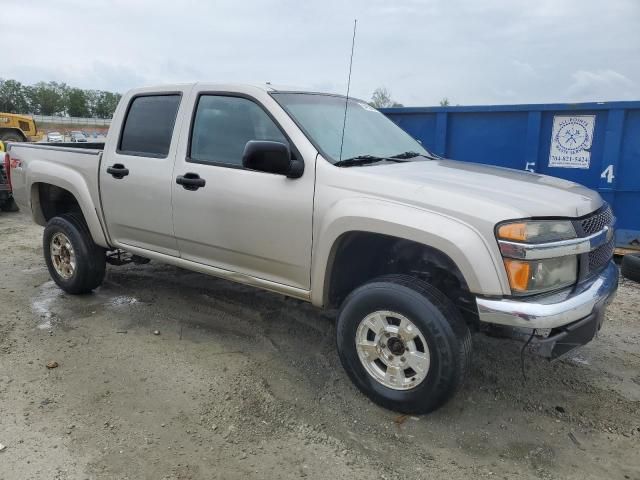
[0,211,639,480]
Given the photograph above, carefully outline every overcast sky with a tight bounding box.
[2,0,639,106]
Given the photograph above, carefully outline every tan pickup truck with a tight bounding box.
[7,83,618,413]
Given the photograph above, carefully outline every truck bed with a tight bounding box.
[39,142,105,150]
[8,142,104,221]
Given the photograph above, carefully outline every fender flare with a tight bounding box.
[310,197,509,306]
[27,161,109,248]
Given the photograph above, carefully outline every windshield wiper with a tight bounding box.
[334,155,389,167]
[390,150,440,160]
[389,151,423,159]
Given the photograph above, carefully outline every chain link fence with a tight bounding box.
[31,115,112,126]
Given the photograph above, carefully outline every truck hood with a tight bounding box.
[351,159,603,221]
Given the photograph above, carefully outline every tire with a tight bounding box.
[621,253,640,283]
[0,197,19,212]
[0,132,23,142]
[43,213,106,294]
[336,274,472,414]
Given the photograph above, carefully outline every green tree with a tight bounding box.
[439,97,450,107]
[370,87,392,108]
[26,81,68,115]
[0,79,30,113]
[85,89,100,117]
[66,88,90,117]
[92,91,121,118]
[370,87,403,109]
[0,78,122,117]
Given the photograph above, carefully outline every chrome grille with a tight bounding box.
[576,204,615,278]
[580,205,613,236]
[589,238,615,272]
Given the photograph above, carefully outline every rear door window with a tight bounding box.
[118,94,181,157]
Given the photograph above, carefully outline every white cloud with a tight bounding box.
[1,0,639,105]
[511,60,536,77]
[567,70,637,101]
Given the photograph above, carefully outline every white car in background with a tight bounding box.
[70,132,88,142]
[47,131,64,142]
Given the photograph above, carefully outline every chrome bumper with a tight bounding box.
[476,261,619,329]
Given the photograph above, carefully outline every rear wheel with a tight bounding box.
[336,275,472,414]
[43,213,106,294]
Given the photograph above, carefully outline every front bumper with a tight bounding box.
[476,260,619,330]
[476,261,618,359]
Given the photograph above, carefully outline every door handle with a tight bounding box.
[176,172,206,191]
[106,163,129,179]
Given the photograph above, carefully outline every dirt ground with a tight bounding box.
[0,211,639,480]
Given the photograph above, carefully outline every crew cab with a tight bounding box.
[7,83,618,413]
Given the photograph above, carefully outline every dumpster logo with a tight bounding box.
[549,115,595,169]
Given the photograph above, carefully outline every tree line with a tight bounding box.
[1,79,451,118]
[369,87,452,108]
[0,78,121,118]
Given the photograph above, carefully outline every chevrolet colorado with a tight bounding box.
[7,83,618,413]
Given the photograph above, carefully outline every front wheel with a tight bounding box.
[43,213,106,294]
[336,275,472,414]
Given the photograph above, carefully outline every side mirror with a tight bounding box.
[242,140,304,178]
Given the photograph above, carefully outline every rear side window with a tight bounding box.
[189,95,287,167]
[118,94,181,157]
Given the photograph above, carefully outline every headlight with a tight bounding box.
[497,220,576,243]
[497,220,578,295]
[503,256,577,295]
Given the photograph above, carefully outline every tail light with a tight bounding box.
[3,153,12,192]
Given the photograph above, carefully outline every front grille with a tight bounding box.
[589,238,615,272]
[580,205,613,236]
[574,204,615,280]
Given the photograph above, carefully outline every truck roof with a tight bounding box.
[126,82,343,97]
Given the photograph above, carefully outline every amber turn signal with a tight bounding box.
[497,222,528,242]
[503,259,531,292]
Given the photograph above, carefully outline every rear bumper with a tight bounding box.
[476,261,618,330]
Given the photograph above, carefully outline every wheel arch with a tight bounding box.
[29,179,109,248]
[311,200,509,308]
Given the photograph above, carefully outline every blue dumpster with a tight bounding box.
[381,101,640,250]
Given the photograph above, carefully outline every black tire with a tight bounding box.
[0,132,23,142]
[621,253,640,282]
[43,213,106,294]
[336,274,472,414]
[0,197,19,212]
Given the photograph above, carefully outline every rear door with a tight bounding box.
[100,88,189,256]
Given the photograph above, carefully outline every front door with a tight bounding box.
[171,92,315,290]
[100,91,185,256]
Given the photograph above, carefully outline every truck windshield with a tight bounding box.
[272,93,431,164]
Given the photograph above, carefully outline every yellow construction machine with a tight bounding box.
[0,112,44,142]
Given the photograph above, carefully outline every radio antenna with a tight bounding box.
[339,19,357,162]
